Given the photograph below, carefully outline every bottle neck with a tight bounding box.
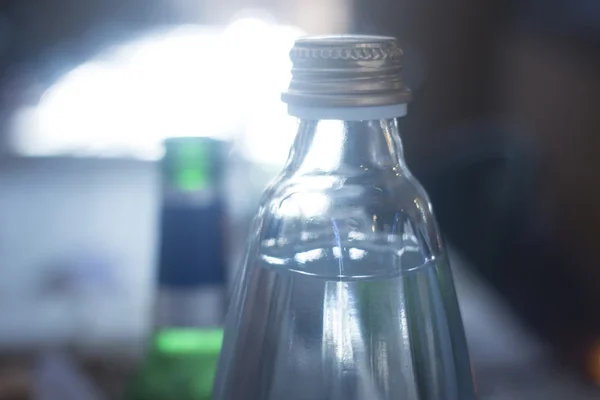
[284,118,407,176]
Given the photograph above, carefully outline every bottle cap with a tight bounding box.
[282,35,411,108]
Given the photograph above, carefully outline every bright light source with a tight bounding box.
[11,17,305,165]
[222,17,303,166]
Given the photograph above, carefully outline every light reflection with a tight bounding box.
[349,248,367,260]
[262,238,277,247]
[300,231,318,241]
[299,120,345,172]
[386,234,400,243]
[300,193,330,216]
[396,246,421,257]
[322,281,360,372]
[332,246,342,259]
[294,249,325,264]
[322,280,379,397]
[260,254,287,265]
[348,231,366,241]
[398,278,419,398]
[402,232,417,242]
[279,192,329,218]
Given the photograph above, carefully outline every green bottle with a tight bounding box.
[128,137,228,400]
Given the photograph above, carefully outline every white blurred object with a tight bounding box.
[10,16,304,165]
[0,158,156,353]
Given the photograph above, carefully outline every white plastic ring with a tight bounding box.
[287,104,407,120]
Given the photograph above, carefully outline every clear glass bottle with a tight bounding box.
[128,137,227,400]
[214,35,476,400]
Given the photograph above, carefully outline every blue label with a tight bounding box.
[158,199,227,287]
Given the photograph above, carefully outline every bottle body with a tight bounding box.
[214,118,476,399]
[129,137,227,400]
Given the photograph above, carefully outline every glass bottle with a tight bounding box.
[214,35,476,400]
[128,137,228,400]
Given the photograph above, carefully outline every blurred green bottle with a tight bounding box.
[128,137,228,400]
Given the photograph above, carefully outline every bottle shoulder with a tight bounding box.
[263,171,436,225]
[249,171,445,279]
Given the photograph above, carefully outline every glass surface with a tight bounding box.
[214,119,477,399]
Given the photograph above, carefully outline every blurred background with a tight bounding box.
[0,0,598,398]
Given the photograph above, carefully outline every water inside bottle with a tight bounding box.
[224,235,473,400]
